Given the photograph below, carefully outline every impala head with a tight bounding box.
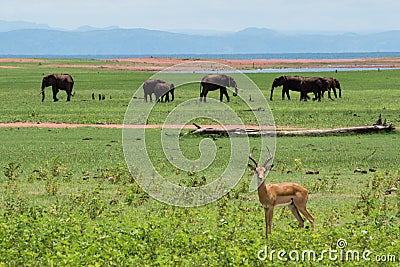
[248,147,273,185]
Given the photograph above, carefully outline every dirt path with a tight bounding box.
[104,57,400,71]
[2,122,397,134]
[0,122,306,131]
[2,57,400,71]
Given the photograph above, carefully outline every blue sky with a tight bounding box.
[1,0,399,33]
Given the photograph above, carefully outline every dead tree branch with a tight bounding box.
[190,124,395,137]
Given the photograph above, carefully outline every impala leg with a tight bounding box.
[297,206,315,230]
[264,207,269,239]
[267,207,274,236]
[289,203,304,228]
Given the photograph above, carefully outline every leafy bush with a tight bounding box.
[3,162,21,181]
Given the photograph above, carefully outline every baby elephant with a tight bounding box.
[143,79,174,102]
[154,82,175,102]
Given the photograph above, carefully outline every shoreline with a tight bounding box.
[1,56,400,71]
[103,56,400,71]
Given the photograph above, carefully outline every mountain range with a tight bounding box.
[0,20,399,55]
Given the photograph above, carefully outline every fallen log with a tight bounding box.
[274,124,395,136]
[190,124,395,137]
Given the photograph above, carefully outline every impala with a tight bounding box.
[248,148,314,239]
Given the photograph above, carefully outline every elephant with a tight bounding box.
[321,77,342,99]
[299,77,328,101]
[154,82,175,102]
[143,79,174,102]
[199,74,238,102]
[143,79,162,102]
[270,75,304,100]
[41,74,74,102]
[329,78,342,98]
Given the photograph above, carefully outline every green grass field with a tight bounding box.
[0,59,399,127]
[0,59,400,266]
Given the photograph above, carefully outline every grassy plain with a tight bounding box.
[0,59,399,127]
[0,59,400,266]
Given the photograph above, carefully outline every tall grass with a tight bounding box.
[0,127,399,265]
[0,59,399,265]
